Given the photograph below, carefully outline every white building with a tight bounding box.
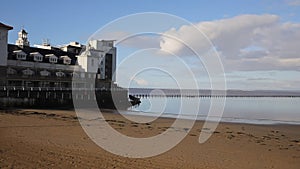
[77,40,116,81]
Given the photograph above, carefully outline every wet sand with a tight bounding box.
[0,109,300,169]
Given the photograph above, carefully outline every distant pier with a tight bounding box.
[130,93,299,98]
[129,88,300,98]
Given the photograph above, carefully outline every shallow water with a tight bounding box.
[128,97,300,125]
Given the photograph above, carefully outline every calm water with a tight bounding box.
[128,97,300,125]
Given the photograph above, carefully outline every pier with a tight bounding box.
[128,88,300,98]
[0,86,130,108]
[130,94,299,98]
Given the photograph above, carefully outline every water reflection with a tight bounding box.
[128,97,300,125]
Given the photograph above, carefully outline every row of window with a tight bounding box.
[7,67,67,77]
[7,68,101,79]
[14,51,71,65]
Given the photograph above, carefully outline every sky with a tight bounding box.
[1,0,300,90]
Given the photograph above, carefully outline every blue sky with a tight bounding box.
[1,0,300,90]
[1,0,299,45]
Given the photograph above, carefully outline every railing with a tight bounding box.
[0,86,128,92]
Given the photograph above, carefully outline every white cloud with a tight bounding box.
[285,0,300,6]
[159,14,300,72]
[131,77,149,86]
[111,14,300,90]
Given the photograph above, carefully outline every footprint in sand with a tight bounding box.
[227,134,235,140]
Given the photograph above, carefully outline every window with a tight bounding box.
[60,56,72,65]
[22,68,34,76]
[34,55,42,62]
[56,71,65,77]
[7,68,17,75]
[65,60,71,65]
[31,52,43,62]
[46,54,58,63]
[14,50,27,60]
[91,59,94,66]
[40,70,50,77]
[49,57,57,63]
[17,54,26,60]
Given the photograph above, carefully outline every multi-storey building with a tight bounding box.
[1,22,116,88]
[0,22,137,109]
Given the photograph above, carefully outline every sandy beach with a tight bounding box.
[0,109,300,169]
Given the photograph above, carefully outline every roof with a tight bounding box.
[0,22,13,30]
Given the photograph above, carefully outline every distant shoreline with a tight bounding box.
[129,88,300,97]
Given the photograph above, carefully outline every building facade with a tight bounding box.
[0,22,133,109]
[0,22,117,90]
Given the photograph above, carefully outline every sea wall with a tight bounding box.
[0,88,130,109]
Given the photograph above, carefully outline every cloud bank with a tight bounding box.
[110,14,300,89]
[286,0,300,6]
[159,14,300,72]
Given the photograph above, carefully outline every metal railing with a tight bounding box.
[0,86,128,92]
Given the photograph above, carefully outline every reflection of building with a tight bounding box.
[0,22,132,108]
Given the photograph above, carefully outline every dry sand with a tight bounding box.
[0,109,300,169]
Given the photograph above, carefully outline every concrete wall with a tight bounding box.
[0,28,9,66]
